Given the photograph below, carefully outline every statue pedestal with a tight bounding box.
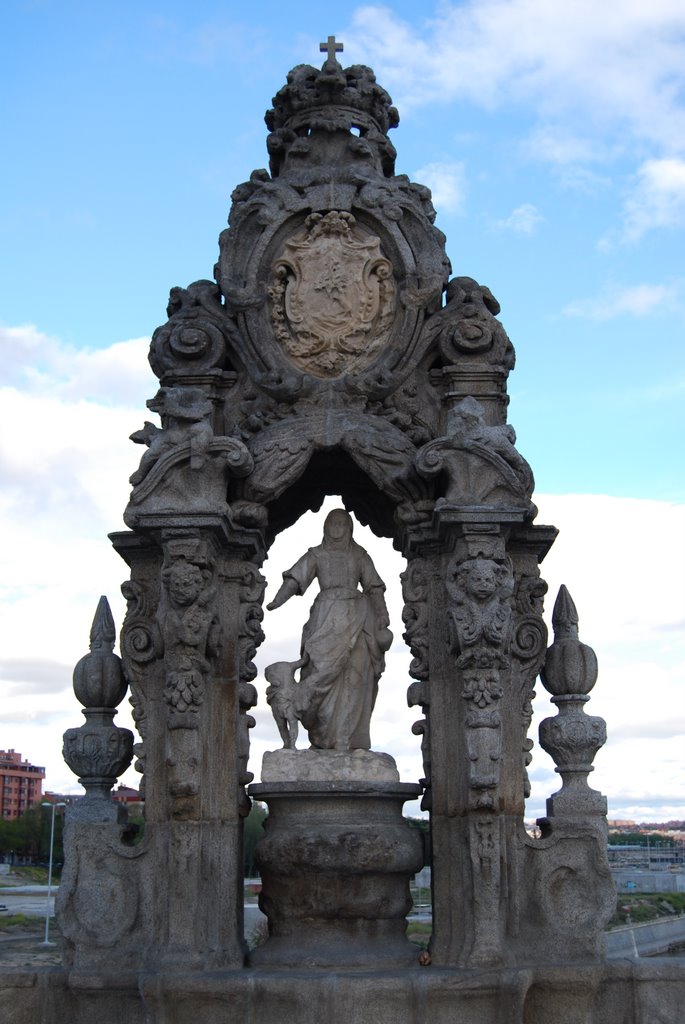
[248,756,422,967]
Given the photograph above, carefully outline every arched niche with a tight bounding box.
[251,494,424,816]
[261,448,400,545]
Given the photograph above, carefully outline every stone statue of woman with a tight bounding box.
[266,509,392,751]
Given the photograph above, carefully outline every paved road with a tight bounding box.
[0,886,269,931]
[0,886,56,917]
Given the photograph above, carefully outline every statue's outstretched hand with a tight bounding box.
[267,577,299,611]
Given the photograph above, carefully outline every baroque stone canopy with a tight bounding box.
[53,41,621,1013]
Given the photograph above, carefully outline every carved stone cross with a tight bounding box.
[320,35,343,62]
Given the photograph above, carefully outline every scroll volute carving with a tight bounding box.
[432,276,515,370]
[148,279,230,378]
[407,666,432,810]
[119,577,157,794]
[238,565,266,684]
[237,567,264,816]
[511,573,548,801]
[403,560,432,809]
[416,397,534,511]
[401,558,430,682]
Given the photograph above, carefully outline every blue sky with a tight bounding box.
[1,1,684,821]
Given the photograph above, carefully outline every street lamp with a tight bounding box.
[39,801,66,947]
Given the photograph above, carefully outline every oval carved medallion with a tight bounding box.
[269,211,396,378]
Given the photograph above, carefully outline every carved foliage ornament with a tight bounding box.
[448,556,513,810]
[401,559,430,682]
[156,543,222,723]
[269,211,395,378]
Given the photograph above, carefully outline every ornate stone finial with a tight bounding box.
[89,593,116,645]
[431,276,515,370]
[320,35,343,65]
[63,597,134,821]
[551,582,579,636]
[538,586,606,822]
[72,596,128,710]
[542,585,597,696]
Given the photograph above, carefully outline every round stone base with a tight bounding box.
[247,781,423,968]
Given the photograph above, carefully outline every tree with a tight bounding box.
[0,806,65,865]
[244,801,267,878]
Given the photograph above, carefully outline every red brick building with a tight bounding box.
[0,749,45,820]
[111,784,143,809]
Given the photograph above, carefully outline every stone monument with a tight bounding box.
[3,35,682,1024]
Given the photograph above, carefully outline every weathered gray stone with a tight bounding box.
[62,597,133,825]
[248,781,423,967]
[2,962,685,1023]
[261,748,400,782]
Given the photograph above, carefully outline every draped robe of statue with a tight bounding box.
[273,510,392,750]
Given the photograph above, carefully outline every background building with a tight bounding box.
[0,749,45,819]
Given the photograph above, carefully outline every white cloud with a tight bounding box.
[1,659,72,695]
[562,280,682,320]
[620,157,685,241]
[495,202,544,234]
[412,161,466,214]
[349,2,685,155]
[525,125,603,168]
[533,495,685,645]
[525,127,613,191]
[0,323,154,405]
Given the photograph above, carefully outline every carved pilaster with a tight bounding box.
[109,519,266,970]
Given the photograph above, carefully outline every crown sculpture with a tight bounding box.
[50,38,641,1024]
